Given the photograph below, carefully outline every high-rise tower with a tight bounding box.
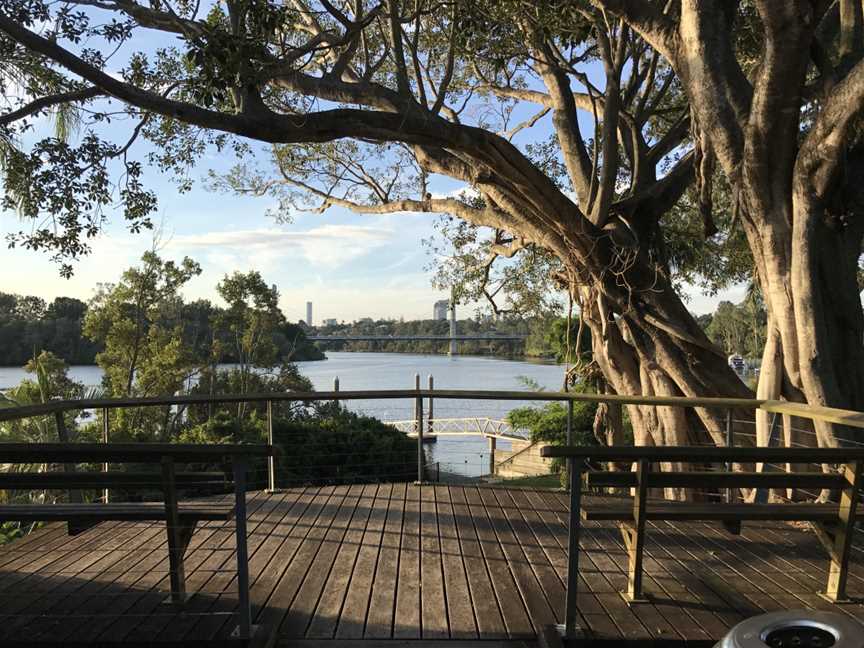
[306,301,313,326]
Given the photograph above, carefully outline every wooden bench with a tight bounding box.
[540,445,864,612]
[0,442,275,639]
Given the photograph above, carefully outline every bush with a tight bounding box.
[507,401,597,446]
[272,408,416,486]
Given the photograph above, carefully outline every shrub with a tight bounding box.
[273,409,416,486]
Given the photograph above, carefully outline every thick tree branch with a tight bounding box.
[0,86,102,126]
[674,1,751,177]
[586,0,677,62]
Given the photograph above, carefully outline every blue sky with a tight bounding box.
[0,139,743,322]
[0,18,745,323]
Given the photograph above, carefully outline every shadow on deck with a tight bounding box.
[0,484,862,647]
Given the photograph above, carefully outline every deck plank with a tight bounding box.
[281,485,366,638]
[433,485,478,639]
[2,486,863,646]
[335,484,391,639]
[256,486,351,637]
[419,485,449,639]
[461,486,534,638]
[307,484,378,639]
[477,487,556,630]
[364,482,406,639]
[393,484,421,639]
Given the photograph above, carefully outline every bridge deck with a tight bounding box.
[1,484,862,646]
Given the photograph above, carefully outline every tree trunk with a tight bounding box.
[744,162,864,449]
[576,259,753,457]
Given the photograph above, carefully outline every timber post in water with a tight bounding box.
[428,374,434,435]
[448,293,457,356]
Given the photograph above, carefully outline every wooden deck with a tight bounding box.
[1,484,862,646]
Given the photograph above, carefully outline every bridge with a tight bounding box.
[306,334,527,342]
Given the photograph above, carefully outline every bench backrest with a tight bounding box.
[0,443,276,493]
[541,445,864,499]
[0,443,275,463]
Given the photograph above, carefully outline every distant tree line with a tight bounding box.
[314,316,549,358]
[696,291,768,360]
[0,293,100,366]
[0,267,324,368]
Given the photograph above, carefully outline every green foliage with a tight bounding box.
[507,401,597,447]
[0,292,99,366]
[703,290,767,358]
[0,522,25,546]
[185,364,313,427]
[272,409,417,486]
[3,135,156,277]
[507,399,597,485]
[525,316,591,363]
[425,215,566,319]
[0,351,87,445]
[215,270,283,372]
[84,251,202,398]
[177,411,266,446]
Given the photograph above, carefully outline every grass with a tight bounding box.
[497,473,561,489]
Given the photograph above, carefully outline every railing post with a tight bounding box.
[102,407,109,503]
[428,375,434,436]
[488,435,496,476]
[566,399,574,489]
[415,375,424,483]
[266,400,276,492]
[333,376,339,405]
[54,410,83,508]
[232,457,254,640]
[723,408,742,534]
[564,455,583,638]
[824,460,862,602]
[725,408,734,503]
[413,373,420,434]
[162,456,187,605]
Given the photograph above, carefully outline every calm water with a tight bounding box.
[0,352,567,476]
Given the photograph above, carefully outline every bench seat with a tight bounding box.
[582,498,862,522]
[0,501,234,522]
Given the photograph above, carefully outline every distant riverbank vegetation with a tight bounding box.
[0,253,323,368]
[309,314,589,362]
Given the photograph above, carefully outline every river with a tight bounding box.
[0,352,567,477]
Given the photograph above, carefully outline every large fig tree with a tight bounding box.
[0,0,854,447]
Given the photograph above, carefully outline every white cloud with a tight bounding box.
[169,224,394,268]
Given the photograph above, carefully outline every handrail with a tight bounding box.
[541,444,864,462]
[4,389,864,432]
[495,439,541,468]
[0,389,763,421]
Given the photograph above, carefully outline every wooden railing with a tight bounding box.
[3,389,864,488]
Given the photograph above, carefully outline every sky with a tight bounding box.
[0,17,747,325]
[0,159,745,323]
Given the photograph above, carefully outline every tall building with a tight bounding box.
[322,318,338,327]
[433,299,450,321]
[306,302,313,326]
